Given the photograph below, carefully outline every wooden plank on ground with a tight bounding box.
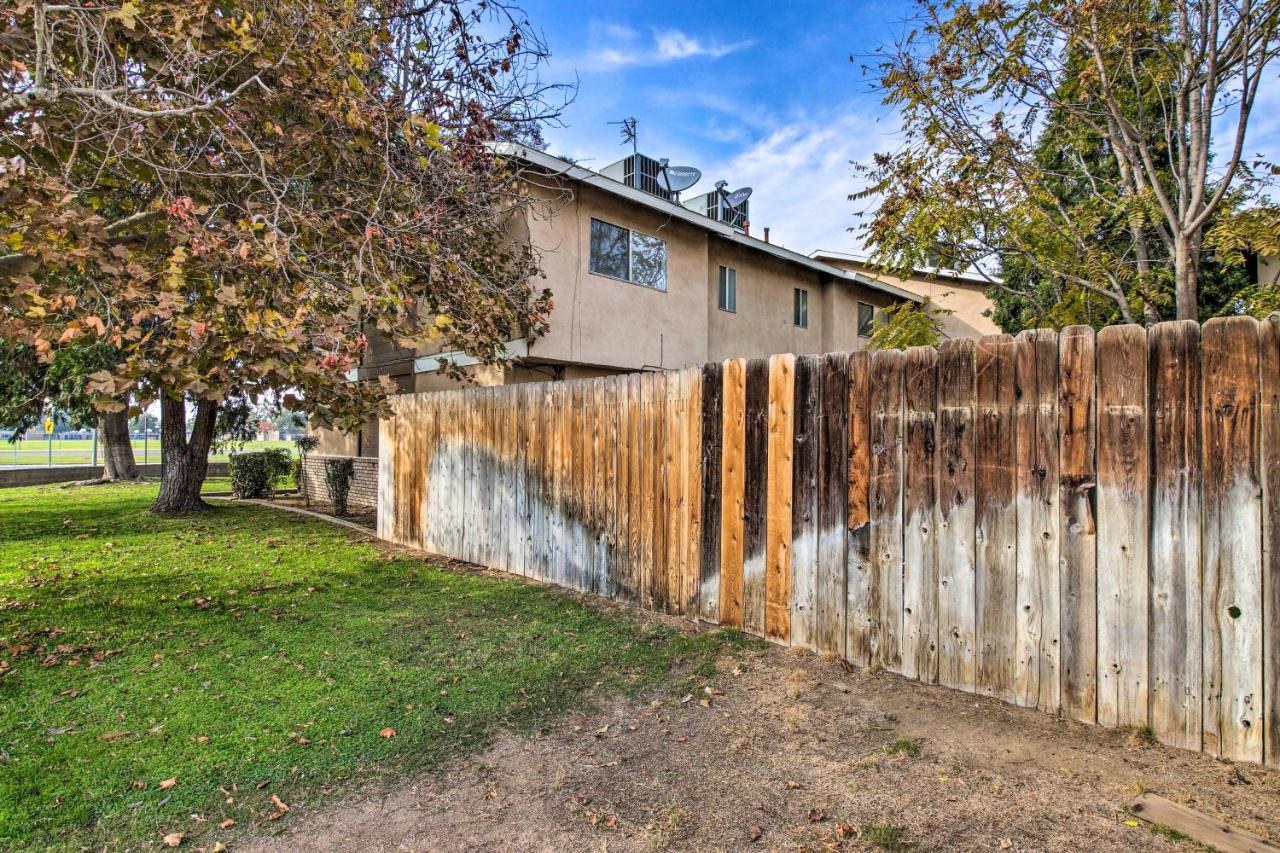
[721,359,748,629]
[790,354,819,648]
[903,345,939,683]
[1128,795,1280,853]
[1058,325,1098,724]
[1201,316,1263,763]
[975,334,1018,703]
[1014,328,1061,712]
[742,357,771,637]
[1097,324,1148,729]
[700,362,724,623]
[937,339,976,692]
[1148,320,1203,751]
[1261,314,1280,769]
[846,351,876,667]
[817,352,850,657]
[767,353,797,644]
[870,348,906,672]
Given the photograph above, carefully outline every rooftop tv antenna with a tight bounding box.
[609,117,638,154]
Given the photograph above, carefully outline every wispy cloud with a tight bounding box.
[697,109,900,255]
[581,23,753,71]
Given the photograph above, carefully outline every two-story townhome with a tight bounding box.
[317,143,928,456]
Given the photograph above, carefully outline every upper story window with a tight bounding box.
[794,287,809,328]
[857,301,876,337]
[718,266,737,313]
[589,218,668,291]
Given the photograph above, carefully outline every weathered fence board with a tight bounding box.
[381,316,1280,768]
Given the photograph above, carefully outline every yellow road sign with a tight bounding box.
[44,419,54,434]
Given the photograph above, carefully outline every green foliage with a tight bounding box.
[228,448,293,498]
[324,456,356,516]
[0,483,754,849]
[0,341,121,434]
[294,434,320,457]
[884,736,922,758]
[866,300,948,350]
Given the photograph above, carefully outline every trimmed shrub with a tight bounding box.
[293,434,320,503]
[324,457,356,516]
[228,448,294,499]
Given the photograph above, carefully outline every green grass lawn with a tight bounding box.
[0,438,294,467]
[0,483,757,850]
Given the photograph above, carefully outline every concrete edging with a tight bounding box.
[205,495,375,536]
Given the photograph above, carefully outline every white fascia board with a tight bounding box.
[413,338,529,374]
[492,143,922,304]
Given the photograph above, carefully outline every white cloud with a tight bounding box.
[697,109,900,255]
[581,24,753,71]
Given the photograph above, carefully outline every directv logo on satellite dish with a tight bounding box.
[722,186,752,209]
[660,162,702,193]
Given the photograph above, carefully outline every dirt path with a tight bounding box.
[243,634,1279,852]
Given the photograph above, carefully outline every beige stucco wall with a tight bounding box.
[525,180,710,371]
[816,256,1001,339]
[1260,254,1280,287]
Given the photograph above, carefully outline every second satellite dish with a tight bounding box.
[722,186,753,208]
[661,164,702,193]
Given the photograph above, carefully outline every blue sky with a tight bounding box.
[520,0,1280,257]
[521,0,919,255]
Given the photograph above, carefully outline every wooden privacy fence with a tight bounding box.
[378,315,1280,768]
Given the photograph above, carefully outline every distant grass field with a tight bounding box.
[0,438,294,467]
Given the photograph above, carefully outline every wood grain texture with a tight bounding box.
[903,346,939,683]
[1014,328,1061,712]
[846,351,876,666]
[720,359,747,629]
[790,354,820,649]
[1129,795,1280,853]
[937,339,977,692]
[974,336,1020,704]
[1058,325,1098,724]
[870,348,906,671]
[742,358,771,636]
[817,352,850,657]
[767,353,797,644]
[1201,316,1263,763]
[684,368,704,617]
[699,362,724,623]
[1261,315,1280,769]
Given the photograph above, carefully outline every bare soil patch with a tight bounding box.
[242,627,1280,852]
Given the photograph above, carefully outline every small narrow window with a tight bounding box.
[718,266,737,313]
[857,301,876,337]
[794,287,809,328]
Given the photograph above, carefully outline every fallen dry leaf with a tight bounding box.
[162,831,184,847]
[219,819,236,829]
[750,824,763,841]
[212,843,228,853]
[379,727,396,738]
[159,777,177,790]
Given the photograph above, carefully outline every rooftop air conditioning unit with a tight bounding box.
[601,153,672,200]
[683,181,751,231]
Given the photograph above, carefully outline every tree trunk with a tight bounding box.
[1173,234,1199,321]
[150,396,219,513]
[99,409,139,480]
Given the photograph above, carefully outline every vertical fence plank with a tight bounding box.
[1015,328,1061,712]
[977,330,1012,697]
[817,352,850,657]
[640,373,657,611]
[622,373,640,602]
[684,368,704,616]
[1201,316,1263,763]
[700,362,724,623]
[870,348,906,671]
[767,354,797,644]
[938,339,977,692]
[846,351,876,667]
[743,358,771,636]
[721,359,748,628]
[665,372,683,613]
[1096,325,1149,729]
[1260,314,1280,770]
[1059,326,1098,725]
[903,346,940,683]
[790,355,820,648]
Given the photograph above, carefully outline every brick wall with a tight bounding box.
[298,454,378,510]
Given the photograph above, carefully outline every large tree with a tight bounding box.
[854,0,1279,322]
[1,0,562,511]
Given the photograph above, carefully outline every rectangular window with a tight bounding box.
[589,218,667,291]
[794,287,809,328]
[857,301,876,337]
[718,266,737,313]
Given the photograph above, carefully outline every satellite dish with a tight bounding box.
[661,165,702,193]
[722,186,752,209]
